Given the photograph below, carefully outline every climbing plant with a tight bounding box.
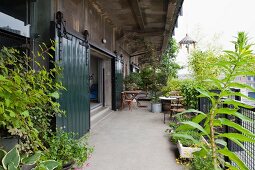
[173,32,255,170]
[0,42,65,152]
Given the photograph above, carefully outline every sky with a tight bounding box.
[173,0,255,75]
[0,12,30,37]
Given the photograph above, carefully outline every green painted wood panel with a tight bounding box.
[55,33,90,137]
[112,57,123,110]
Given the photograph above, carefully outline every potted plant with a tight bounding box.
[171,130,208,158]
[150,93,162,113]
[43,130,93,170]
[167,116,208,158]
[147,67,166,113]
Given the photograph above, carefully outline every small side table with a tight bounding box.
[159,97,177,123]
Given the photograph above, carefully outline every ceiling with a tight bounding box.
[0,0,28,23]
[91,0,184,55]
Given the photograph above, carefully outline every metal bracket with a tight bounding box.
[56,11,68,38]
[83,30,90,66]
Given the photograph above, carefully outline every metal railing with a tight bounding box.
[198,90,255,170]
[233,107,255,170]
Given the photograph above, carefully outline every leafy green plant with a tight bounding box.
[43,130,93,168]
[188,49,220,88]
[173,32,255,169]
[0,147,59,170]
[123,72,142,90]
[160,38,181,79]
[168,116,199,146]
[162,79,199,109]
[0,43,65,152]
[162,78,182,95]
[190,151,214,170]
[172,130,201,147]
[180,79,199,109]
[139,66,154,93]
[138,38,180,102]
[147,68,167,103]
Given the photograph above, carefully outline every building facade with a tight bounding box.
[0,0,183,137]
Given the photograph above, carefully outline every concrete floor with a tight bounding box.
[86,105,183,170]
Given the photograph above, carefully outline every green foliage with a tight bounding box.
[2,148,20,169]
[123,72,142,90]
[172,130,201,147]
[0,44,65,152]
[164,38,179,59]
[139,66,154,92]
[147,67,167,103]
[189,49,220,88]
[163,79,199,109]
[173,32,255,169]
[180,80,199,109]
[0,147,59,170]
[139,66,165,102]
[43,130,93,168]
[168,116,200,146]
[22,152,41,165]
[138,38,180,102]
[162,78,182,95]
[190,151,214,170]
[161,38,181,79]
[0,43,93,169]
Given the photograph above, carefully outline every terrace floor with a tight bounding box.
[86,104,183,170]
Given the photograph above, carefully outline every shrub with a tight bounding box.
[0,44,65,152]
[180,79,199,109]
[161,78,182,95]
[171,130,201,147]
[191,152,214,170]
[43,130,93,168]
[124,72,142,90]
[162,79,199,109]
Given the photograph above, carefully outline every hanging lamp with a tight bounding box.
[179,34,196,53]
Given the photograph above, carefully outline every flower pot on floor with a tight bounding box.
[177,137,208,158]
[177,140,201,158]
[151,103,162,113]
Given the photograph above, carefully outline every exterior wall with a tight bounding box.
[54,0,115,53]
[2,0,138,112]
[53,0,139,74]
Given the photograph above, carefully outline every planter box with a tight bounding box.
[177,137,208,158]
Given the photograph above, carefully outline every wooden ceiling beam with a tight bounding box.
[124,29,164,37]
[128,0,145,30]
[161,0,184,52]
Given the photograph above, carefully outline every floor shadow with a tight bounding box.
[170,145,180,158]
